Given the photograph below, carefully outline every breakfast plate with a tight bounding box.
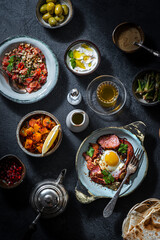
[0,36,59,103]
[75,121,148,203]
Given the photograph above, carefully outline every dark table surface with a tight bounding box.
[0,0,160,239]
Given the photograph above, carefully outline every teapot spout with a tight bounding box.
[56,169,67,185]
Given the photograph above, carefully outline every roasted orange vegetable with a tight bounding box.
[20,127,27,137]
[26,127,34,135]
[34,123,41,132]
[43,117,54,128]
[20,115,57,154]
[29,118,37,127]
[25,139,33,149]
[32,132,42,142]
[36,143,43,153]
[39,127,49,135]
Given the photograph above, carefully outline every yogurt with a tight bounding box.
[66,43,99,74]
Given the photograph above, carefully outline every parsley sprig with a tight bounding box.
[7,55,15,72]
[118,143,128,154]
[86,146,94,157]
[102,170,115,184]
[68,50,76,69]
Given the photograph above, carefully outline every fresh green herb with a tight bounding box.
[27,67,31,75]
[8,55,15,63]
[118,143,128,154]
[86,146,95,157]
[70,58,76,69]
[135,72,160,102]
[68,50,76,69]
[68,50,74,58]
[7,55,16,72]
[102,170,115,184]
[7,63,14,72]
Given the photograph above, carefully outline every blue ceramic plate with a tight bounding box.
[75,121,148,203]
[0,36,59,104]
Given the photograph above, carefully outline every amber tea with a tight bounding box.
[97,81,119,107]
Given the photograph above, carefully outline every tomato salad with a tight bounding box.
[2,43,48,93]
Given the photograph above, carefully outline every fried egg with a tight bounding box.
[99,150,125,177]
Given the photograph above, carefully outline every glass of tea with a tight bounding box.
[96,81,119,107]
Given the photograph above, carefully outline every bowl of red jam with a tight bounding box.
[0,155,26,189]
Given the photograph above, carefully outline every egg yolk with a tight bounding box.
[105,151,119,166]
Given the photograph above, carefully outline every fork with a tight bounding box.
[103,148,144,218]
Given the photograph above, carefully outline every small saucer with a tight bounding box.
[86,75,127,116]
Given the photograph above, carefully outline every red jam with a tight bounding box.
[0,156,24,186]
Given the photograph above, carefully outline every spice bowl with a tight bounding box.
[16,110,62,157]
[64,40,101,76]
[132,69,160,106]
[86,75,126,116]
[36,0,73,29]
[112,22,145,53]
[0,154,26,189]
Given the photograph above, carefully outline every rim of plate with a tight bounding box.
[0,35,59,104]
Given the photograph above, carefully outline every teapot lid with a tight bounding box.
[30,169,68,218]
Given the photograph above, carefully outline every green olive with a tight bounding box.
[47,2,55,14]
[55,4,63,16]
[55,15,64,23]
[46,0,56,3]
[62,5,69,15]
[40,4,47,14]
[42,12,52,22]
[48,17,58,26]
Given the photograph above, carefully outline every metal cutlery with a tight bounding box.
[103,148,144,218]
[134,42,160,57]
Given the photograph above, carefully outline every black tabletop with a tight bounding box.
[0,0,160,239]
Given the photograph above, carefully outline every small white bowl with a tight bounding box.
[64,40,101,76]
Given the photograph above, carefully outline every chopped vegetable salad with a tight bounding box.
[2,43,48,93]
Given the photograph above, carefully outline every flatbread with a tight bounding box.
[122,198,160,240]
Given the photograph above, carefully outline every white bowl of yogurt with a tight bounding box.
[64,40,101,75]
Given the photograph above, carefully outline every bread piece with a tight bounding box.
[122,198,160,239]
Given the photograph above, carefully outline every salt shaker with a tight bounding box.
[67,88,82,105]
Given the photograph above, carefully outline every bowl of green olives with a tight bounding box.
[36,0,73,28]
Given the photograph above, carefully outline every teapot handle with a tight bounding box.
[56,169,67,185]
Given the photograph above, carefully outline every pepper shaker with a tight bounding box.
[67,88,82,105]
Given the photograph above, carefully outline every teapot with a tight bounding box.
[23,169,68,240]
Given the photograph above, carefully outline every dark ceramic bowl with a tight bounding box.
[16,110,62,157]
[64,40,101,76]
[132,69,160,106]
[112,22,145,53]
[36,0,73,29]
[0,154,26,189]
